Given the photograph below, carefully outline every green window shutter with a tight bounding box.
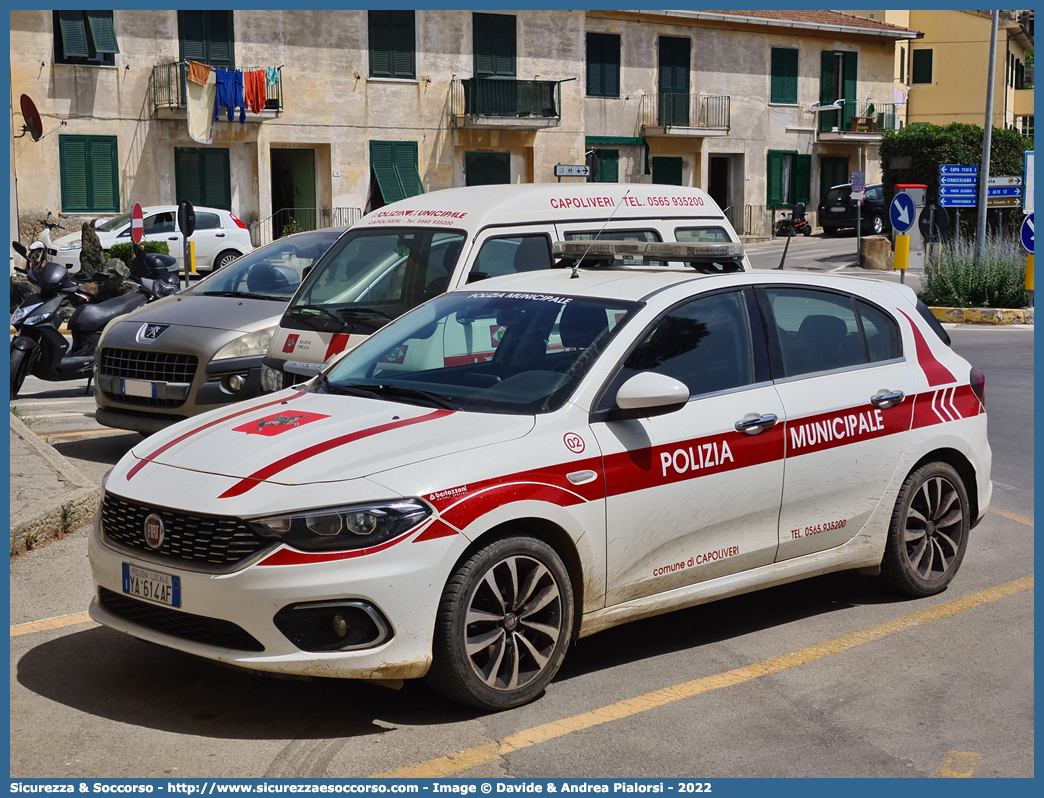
[473,14,494,77]
[587,33,620,98]
[89,138,118,211]
[175,149,202,206]
[842,51,857,128]
[912,49,932,84]
[474,14,515,78]
[60,137,89,212]
[771,48,798,104]
[488,153,510,184]
[820,50,836,103]
[393,141,424,198]
[899,47,905,85]
[659,37,689,93]
[594,149,619,183]
[86,11,119,55]
[392,11,415,79]
[207,11,234,68]
[465,152,510,186]
[57,11,90,59]
[370,141,406,204]
[651,156,682,186]
[794,154,811,204]
[175,148,231,211]
[766,150,785,207]
[369,11,392,77]
[178,11,207,63]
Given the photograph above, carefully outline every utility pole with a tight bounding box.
[975,10,999,265]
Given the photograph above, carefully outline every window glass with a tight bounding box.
[472,236,552,279]
[675,226,731,243]
[866,185,883,203]
[857,300,901,362]
[766,287,867,376]
[619,291,753,398]
[143,213,175,235]
[194,211,221,230]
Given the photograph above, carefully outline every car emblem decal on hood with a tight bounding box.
[282,334,299,354]
[126,391,307,480]
[144,513,165,549]
[137,323,170,342]
[232,411,330,437]
[218,409,455,498]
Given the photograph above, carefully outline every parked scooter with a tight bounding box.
[775,202,812,238]
[10,242,180,398]
[12,215,65,273]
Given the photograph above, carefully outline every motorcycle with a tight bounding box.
[10,242,180,398]
[12,214,65,273]
[775,202,812,237]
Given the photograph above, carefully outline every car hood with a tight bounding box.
[123,390,535,489]
[116,294,289,333]
[51,229,120,248]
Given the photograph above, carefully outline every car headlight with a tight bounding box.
[212,326,276,362]
[248,499,431,552]
[59,241,82,252]
[261,363,283,392]
[11,302,43,325]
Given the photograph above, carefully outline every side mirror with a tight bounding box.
[466,271,491,284]
[610,372,689,420]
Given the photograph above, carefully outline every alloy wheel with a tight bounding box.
[901,476,964,582]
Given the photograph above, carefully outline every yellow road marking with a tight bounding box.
[44,429,131,440]
[934,751,982,777]
[990,507,1034,527]
[11,611,95,637]
[376,576,1033,778]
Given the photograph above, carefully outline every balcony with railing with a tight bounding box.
[249,207,362,248]
[818,101,900,138]
[640,93,730,136]
[451,77,562,129]
[152,63,283,117]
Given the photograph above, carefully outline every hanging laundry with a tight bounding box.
[187,60,211,87]
[213,68,246,124]
[243,70,266,114]
[266,66,280,86]
[187,69,217,144]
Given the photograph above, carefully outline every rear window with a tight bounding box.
[675,226,732,243]
[823,187,850,205]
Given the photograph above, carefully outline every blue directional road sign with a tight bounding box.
[939,175,978,185]
[1021,213,1033,253]
[890,192,916,233]
[940,164,979,175]
[940,197,977,207]
[987,186,1022,197]
[939,186,977,195]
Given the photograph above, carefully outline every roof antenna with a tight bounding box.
[571,188,632,279]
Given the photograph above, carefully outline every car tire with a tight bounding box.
[213,250,242,270]
[869,214,885,235]
[10,346,31,399]
[822,225,837,236]
[428,535,574,711]
[879,462,970,598]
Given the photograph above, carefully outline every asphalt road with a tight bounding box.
[8,321,1033,779]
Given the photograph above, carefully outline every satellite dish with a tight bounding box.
[19,94,43,142]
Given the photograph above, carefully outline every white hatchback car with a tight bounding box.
[48,205,253,273]
[88,264,991,710]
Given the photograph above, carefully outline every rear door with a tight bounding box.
[141,211,184,269]
[187,210,224,269]
[758,285,915,560]
[592,288,786,605]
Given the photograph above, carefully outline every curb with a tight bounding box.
[929,307,1034,325]
[9,414,101,556]
[10,324,71,335]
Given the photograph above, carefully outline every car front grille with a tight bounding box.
[101,493,274,570]
[100,348,198,408]
[98,588,265,652]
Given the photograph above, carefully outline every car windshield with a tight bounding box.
[287,227,468,326]
[187,230,344,300]
[96,212,133,233]
[321,290,639,414]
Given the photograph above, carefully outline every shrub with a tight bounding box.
[918,234,1029,309]
[106,240,170,266]
[281,217,304,237]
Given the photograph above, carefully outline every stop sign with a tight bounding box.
[130,202,144,244]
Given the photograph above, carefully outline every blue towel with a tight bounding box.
[213,68,245,124]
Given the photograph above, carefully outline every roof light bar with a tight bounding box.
[552,240,744,262]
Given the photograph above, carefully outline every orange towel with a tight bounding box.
[187,60,211,87]
[244,70,266,114]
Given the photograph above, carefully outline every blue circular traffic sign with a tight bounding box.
[1021,213,1034,253]
[890,192,916,234]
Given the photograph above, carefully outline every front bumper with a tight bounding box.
[87,505,453,680]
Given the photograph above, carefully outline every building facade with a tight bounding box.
[10,9,916,243]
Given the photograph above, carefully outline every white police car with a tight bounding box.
[88,246,991,710]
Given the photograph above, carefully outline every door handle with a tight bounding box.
[870,390,904,408]
[167,236,179,241]
[735,413,778,434]
[215,232,226,237]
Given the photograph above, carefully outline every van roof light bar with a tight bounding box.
[552,240,744,263]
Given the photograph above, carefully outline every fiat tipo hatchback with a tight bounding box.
[89,262,990,710]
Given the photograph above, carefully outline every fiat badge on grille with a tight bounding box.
[144,514,165,549]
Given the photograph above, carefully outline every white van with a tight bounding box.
[260,183,748,391]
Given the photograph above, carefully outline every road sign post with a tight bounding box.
[1022,213,1034,306]
[177,200,195,288]
[1023,150,1034,215]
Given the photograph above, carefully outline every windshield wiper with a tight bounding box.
[290,304,355,331]
[317,373,378,398]
[338,382,460,410]
[338,307,394,321]
[201,290,286,301]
